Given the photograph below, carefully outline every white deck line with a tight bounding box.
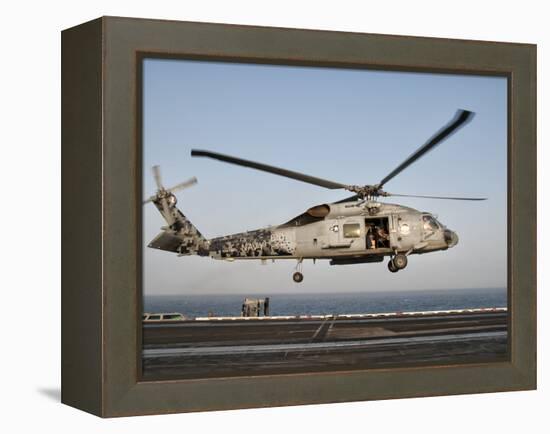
[192,307,508,322]
[142,331,507,358]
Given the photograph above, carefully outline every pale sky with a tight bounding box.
[142,58,507,295]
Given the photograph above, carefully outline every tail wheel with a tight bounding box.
[388,260,398,273]
[393,254,408,270]
[293,272,304,283]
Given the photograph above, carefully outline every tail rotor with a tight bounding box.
[143,165,198,204]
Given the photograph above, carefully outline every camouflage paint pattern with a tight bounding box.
[208,227,295,259]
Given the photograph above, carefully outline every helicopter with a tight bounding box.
[144,109,486,283]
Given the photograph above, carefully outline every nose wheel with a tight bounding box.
[293,258,304,283]
[388,253,408,273]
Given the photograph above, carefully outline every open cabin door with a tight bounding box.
[364,217,391,251]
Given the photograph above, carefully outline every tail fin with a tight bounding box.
[144,166,209,256]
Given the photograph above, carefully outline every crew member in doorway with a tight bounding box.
[376,225,389,248]
[366,225,376,249]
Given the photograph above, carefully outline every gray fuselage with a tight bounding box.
[205,201,458,262]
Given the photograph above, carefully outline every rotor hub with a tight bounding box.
[346,184,388,198]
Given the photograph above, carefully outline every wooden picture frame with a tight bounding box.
[61,16,536,417]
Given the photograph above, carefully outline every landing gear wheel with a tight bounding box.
[388,260,398,273]
[293,272,304,283]
[393,254,408,270]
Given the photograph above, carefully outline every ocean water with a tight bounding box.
[144,287,506,318]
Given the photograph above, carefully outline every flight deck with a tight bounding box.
[142,308,508,380]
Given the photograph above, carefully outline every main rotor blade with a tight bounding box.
[387,193,487,201]
[167,177,198,193]
[191,149,347,190]
[378,109,474,188]
[152,165,163,190]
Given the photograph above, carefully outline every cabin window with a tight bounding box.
[343,223,361,238]
[148,314,161,320]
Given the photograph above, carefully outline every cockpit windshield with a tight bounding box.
[422,215,440,232]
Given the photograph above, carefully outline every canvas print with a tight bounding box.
[140,58,507,381]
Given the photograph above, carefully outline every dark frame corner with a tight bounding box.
[62,16,536,417]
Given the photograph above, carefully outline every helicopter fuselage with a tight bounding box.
[148,192,459,281]
[203,201,458,263]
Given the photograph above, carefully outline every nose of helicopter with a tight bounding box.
[444,229,459,248]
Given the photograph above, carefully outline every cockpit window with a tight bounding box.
[422,215,439,232]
